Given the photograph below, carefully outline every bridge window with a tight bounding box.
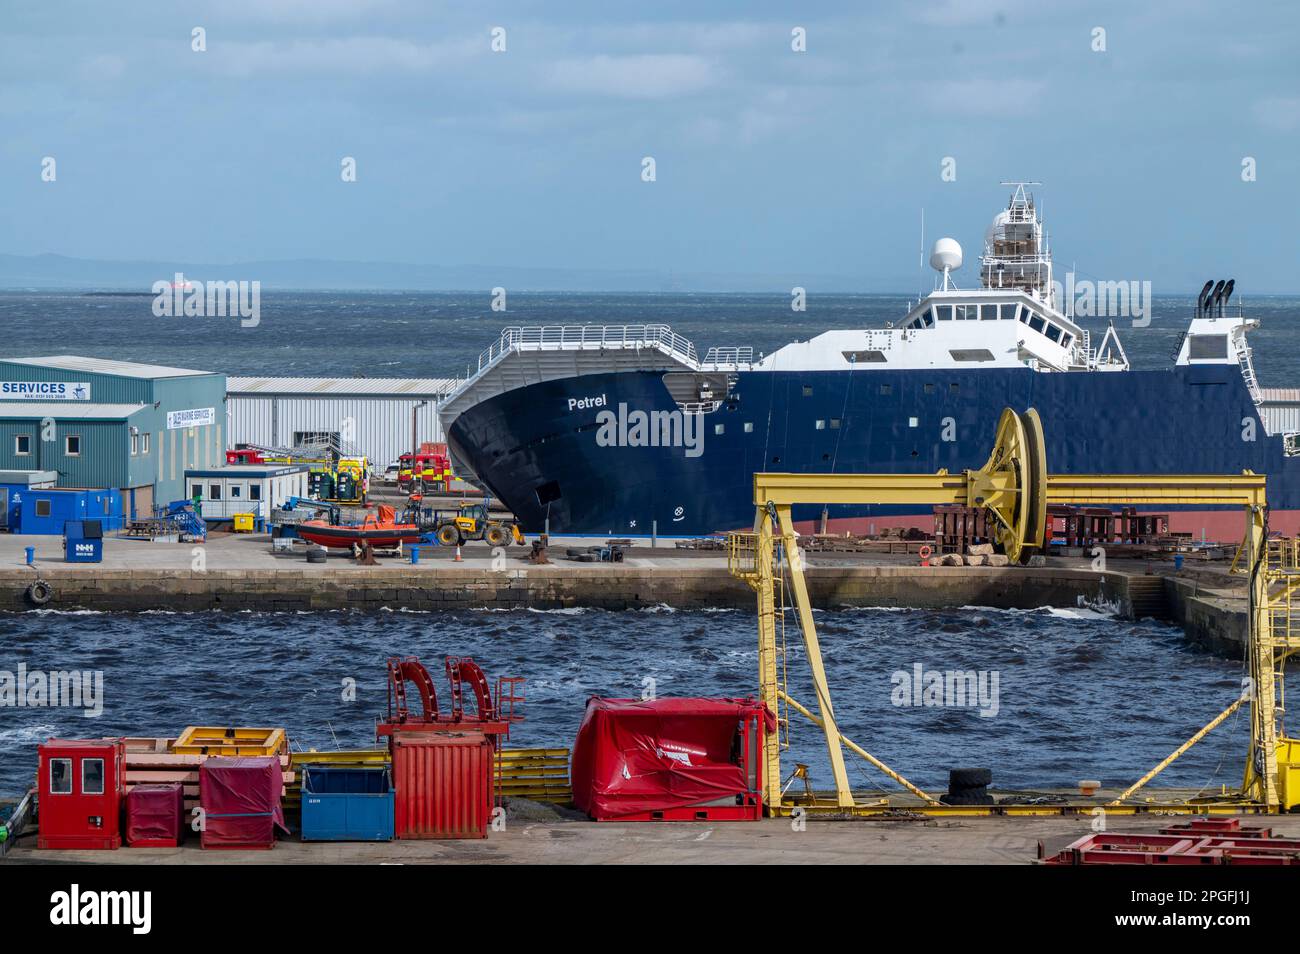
[1045,324,1063,344]
[1000,303,1020,321]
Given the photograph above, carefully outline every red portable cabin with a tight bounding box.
[125,783,185,848]
[199,756,287,849]
[38,738,126,850]
[571,697,774,821]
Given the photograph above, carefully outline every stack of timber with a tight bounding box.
[124,732,294,816]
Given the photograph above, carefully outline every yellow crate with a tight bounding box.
[232,513,255,532]
[173,726,286,756]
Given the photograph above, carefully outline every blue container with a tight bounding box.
[1174,553,1185,570]
[410,545,420,564]
[300,766,394,841]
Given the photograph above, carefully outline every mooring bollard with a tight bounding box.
[24,546,34,566]
[410,545,420,564]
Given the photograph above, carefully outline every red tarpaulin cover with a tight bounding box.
[199,756,288,849]
[571,697,775,819]
[125,783,184,847]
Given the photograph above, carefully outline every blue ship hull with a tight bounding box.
[447,363,1300,539]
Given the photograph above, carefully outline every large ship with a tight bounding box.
[440,185,1300,541]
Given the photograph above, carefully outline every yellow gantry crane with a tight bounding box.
[728,407,1299,814]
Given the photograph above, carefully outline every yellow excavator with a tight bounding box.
[434,501,524,548]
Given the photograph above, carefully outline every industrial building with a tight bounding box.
[225,377,459,470]
[0,356,227,518]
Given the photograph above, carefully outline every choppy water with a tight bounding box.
[2,291,1299,384]
[0,605,1249,800]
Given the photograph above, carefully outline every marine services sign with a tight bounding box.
[166,407,216,429]
[0,381,91,401]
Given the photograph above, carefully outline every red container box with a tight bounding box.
[38,739,125,850]
[571,698,772,821]
[391,731,493,839]
[125,783,185,847]
[199,756,286,849]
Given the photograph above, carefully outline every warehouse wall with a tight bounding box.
[0,418,132,489]
[226,396,444,469]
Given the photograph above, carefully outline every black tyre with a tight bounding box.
[306,548,327,563]
[26,580,52,606]
[940,790,996,806]
[948,767,993,789]
[436,524,460,547]
[485,525,508,547]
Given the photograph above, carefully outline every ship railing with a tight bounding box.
[474,324,699,372]
[1284,433,1300,458]
[703,346,755,366]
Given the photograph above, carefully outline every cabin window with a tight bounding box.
[50,758,72,794]
[250,485,261,501]
[714,424,725,435]
[64,435,81,456]
[879,384,892,395]
[908,417,919,427]
[142,433,151,454]
[230,485,242,498]
[950,349,997,362]
[743,422,754,433]
[1189,335,1229,360]
[1029,315,1047,333]
[82,758,105,796]
[815,420,826,430]
[1001,304,1020,321]
[1018,310,1031,323]
[949,383,960,394]
[209,484,222,501]
[923,383,935,395]
[830,419,841,429]
[1061,334,1073,349]
[36,500,51,517]
[1045,325,1063,344]
[802,385,813,397]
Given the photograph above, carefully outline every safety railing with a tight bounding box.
[727,531,762,581]
[703,346,756,365]
[474,324,699,373]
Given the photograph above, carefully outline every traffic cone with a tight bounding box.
[454,544,463,563]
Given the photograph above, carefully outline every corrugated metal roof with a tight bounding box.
[0,402,150,419]
[1259,388,1300,404]
[227,376,459,397]
[1,355,216,379]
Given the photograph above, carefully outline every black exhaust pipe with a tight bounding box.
[1197,279,1215,318]
[1209,279,1227,316]
[1220,279,1235,316]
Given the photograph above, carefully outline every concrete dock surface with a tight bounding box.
[10,806,1300,865]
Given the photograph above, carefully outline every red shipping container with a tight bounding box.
[391,731,493,839]
[125,783,185,847]
[38,739,125,850]
[571,698,773,821]
[199,756,287,849]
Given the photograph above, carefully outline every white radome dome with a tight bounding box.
[929,237,963,273]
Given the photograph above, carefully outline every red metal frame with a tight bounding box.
[1044,820,1300,866]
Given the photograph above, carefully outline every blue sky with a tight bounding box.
[2,0,1297,291]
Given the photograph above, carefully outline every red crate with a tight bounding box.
[125,783,185,848]
[391,731,493,839]
[38,739,125,850]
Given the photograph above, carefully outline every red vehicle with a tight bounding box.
[398,446,452,493]
[226,448,266,465]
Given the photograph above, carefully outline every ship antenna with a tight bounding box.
[918,207,925,298]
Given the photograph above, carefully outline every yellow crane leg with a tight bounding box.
[773,504,855,808]
[1107,694,1247,806]
[780,691,941,805]
[754,507,785,809]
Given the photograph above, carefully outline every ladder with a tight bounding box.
[1235,332,1263,405]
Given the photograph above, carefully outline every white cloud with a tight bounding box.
[546,54,720,100]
